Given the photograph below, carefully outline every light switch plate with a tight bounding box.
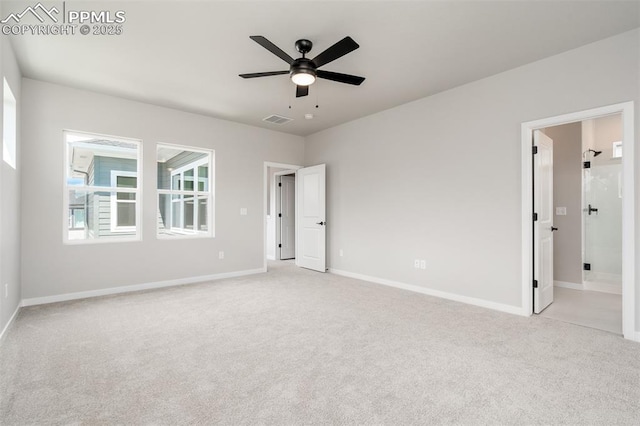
[555,207,567,216]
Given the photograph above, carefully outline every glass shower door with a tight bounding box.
[583,154,622,287]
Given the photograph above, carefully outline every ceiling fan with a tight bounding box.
[239,36,365,98]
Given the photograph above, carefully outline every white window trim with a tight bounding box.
[157,144,214,239]
[3,78,17,169]
[110,170,138,233]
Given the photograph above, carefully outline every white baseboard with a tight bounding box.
[554,280,584,290]
[266,255,275,261]
[554,280,622,295]
[328,268,527,317]
[583,281,622,295]
[21,267,267,307]
[0,304,21,343]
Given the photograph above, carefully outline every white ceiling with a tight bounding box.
[6,1,640,136]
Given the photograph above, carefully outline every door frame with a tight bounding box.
[520,101,635,340]
[263,162,302,271]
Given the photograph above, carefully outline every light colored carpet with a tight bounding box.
[1,261,639,425]
[539,287,622,334]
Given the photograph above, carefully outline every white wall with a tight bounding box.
[0,32,22,335]
[304,30,640,329]
[21,79,304,300]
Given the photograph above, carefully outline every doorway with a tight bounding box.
[264,163,301,269]
[521,102,635,340]
[535,115,623,334]
[276,173,296,260]
[263,162,327,273]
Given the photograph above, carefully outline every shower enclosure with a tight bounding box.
[582,122,623,293]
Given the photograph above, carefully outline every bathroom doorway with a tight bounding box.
[538,113,623,333]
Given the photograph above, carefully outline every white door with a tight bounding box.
[280,175,296,260]
[534,130,554,313]
[296,164,326,272]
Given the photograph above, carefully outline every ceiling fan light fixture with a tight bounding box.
[240,36,364,97]
[291,70,316,86]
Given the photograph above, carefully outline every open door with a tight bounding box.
[279,175,295,259]
[533,130,554,313]
[296,164,326,272]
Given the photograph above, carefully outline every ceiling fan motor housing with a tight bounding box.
[290,57,317,80]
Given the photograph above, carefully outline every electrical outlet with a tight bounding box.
[219,251,224,260]
[420,260,426,270]
[240,208,247,216]
[414,259,420,269]
[339,249,344,257]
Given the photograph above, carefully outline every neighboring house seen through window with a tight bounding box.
[64,131,141,243]
[111,171,137,232]
[157,144,213,237]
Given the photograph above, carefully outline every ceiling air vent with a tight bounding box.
[263,114,293,125]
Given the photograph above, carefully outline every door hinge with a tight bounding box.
[583,161,591,169]
[278,213,282,218]
[532,146,538,155]
[533,212,538,222]
[278,182,282,187]
[533,280,538,288]
[278,244,282,248]
[583,263,591,271]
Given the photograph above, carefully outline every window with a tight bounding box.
[3,78,17,169]
[157,144,213,237]
[612,141,622,159]
[64,131,141,243]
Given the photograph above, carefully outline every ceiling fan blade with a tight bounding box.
[296,85,309,98]
[239,71,289,78]
[312,36,360,68]
[317,70,365,85]
[249,36,294,65]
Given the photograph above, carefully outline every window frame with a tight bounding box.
[612,141,622,159]
[157,143,214,239]
[3,78,17,169]
[63,130,143,244]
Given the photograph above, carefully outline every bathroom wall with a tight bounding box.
[544,123,582,285]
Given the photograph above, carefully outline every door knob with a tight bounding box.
[551,226,558,232]
[587,204,598,215]
[316,221,325,226]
